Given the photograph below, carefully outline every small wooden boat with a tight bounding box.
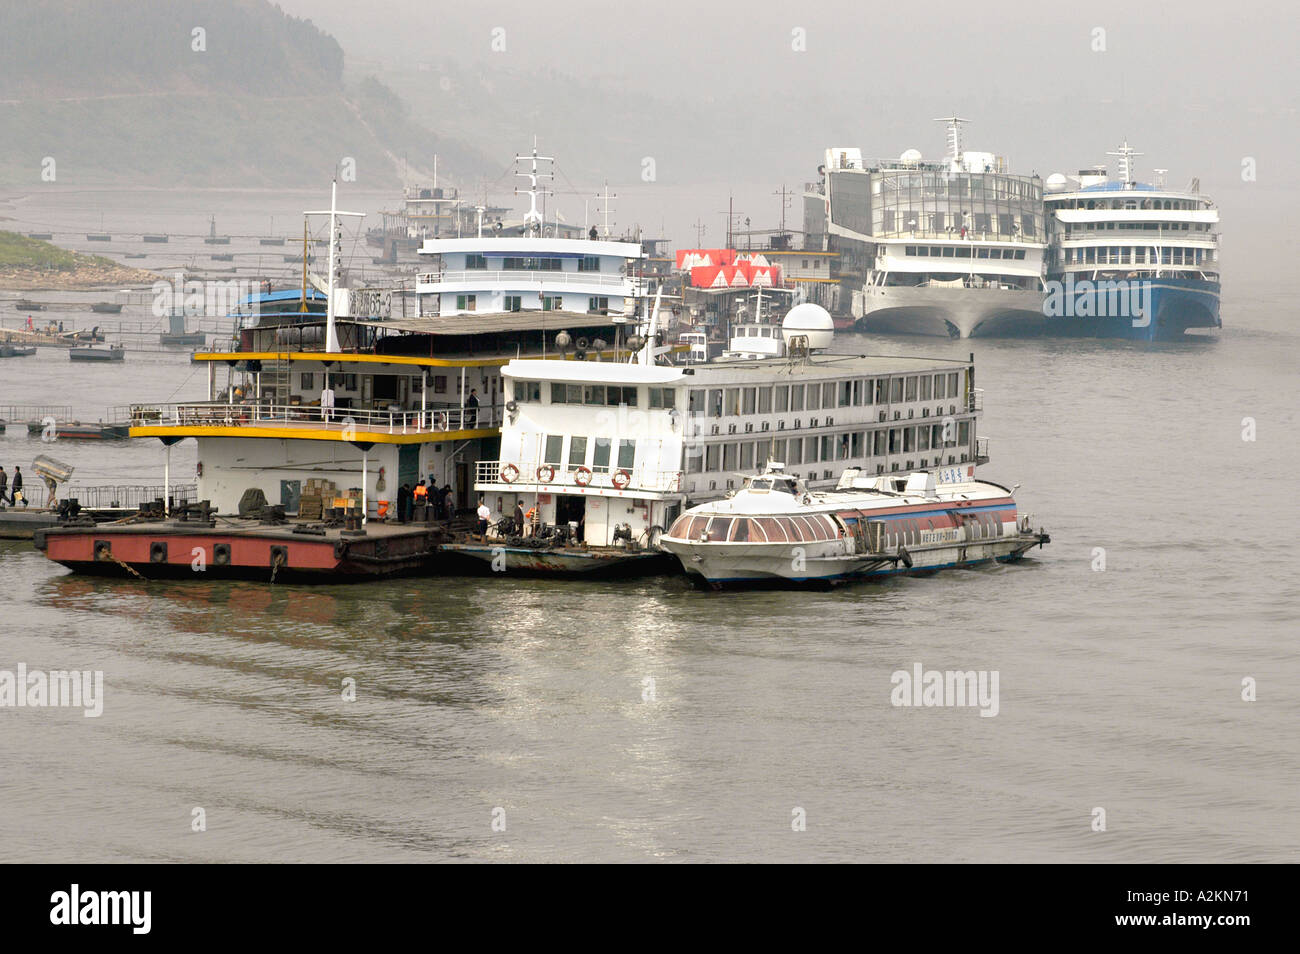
[90,302,123,314]
[159,314,205,346]
[25,420,128,440]
[68,345,125,362]
[0,344,37,358]
[14,299,45,311]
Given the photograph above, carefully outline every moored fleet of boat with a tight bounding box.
[12,126,1221,588]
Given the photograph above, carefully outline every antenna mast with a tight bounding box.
[514,138,555,237]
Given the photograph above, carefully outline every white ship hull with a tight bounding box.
[664,531,1045,587]
[856,285,1047,338]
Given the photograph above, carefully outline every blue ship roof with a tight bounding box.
[238,288,328,306]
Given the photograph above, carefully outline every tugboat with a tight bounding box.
[660,462,1049,588]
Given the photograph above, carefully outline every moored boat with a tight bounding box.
[660,462,1049,587]
[69,344,125,361]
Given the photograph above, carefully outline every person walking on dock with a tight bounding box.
[476,498,490,538]
[11,466,23,507]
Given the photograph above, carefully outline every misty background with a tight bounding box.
[1,0,1296,293]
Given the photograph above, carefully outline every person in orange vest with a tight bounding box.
[413,480,428,520]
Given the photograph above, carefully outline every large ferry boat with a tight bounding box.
[452,302,991,574]
[660,462,1049,588]
[1042,142,1221,339]
[814,118,1047,337]
[36,150,658,581]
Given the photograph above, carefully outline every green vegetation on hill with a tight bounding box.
[0,230,107,270]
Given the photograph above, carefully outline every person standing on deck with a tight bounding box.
[513,500,525,535]
[396,483,411,523]
[476,498,490,538]
[320,379,335,422]
[0,466,8,506]
[11,466,23,506]
[465,388,479,428]
[443,485,455,523]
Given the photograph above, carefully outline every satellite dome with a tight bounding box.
[900,148,923,164]
[782,303,834,351]
[1045,173,1069,192]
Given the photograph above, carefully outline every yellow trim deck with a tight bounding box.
[130,425,499,444]
[192,351,513,368]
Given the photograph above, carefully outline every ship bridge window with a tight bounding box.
[568,436,588,468]
[465,254,487,269]
[593,437,612,472]
[649,387,676,409]
[516,380,541,402]
[577,256,601,272]
[688,389,705,414]
[503,256,562,271]
[750,478,772,491]
[617,439,636,469]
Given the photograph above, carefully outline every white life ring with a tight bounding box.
[500,463,519,483]
[537,464,556,483]
[573,466,592,486]
[611,469,631,490]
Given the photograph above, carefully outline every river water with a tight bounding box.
[0,189,1296,862]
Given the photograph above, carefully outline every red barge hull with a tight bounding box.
[34,522,445,583]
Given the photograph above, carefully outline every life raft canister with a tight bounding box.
[573,466,593,486]
[500,463,519,483]
[611,469,631,490]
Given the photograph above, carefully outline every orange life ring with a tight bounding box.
[500,463,519,483]
[611,469,631,490]
[573,466,592,486]
[536,464,556,483]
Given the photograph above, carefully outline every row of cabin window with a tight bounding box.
[671,510,1005,549]
[1053,198,1207,211]
[454,294,612,312]
[685,423,971,474]
[1063,221,1212,233]
[542,383,677,408]
[1061,246,1214,265]
[464,255,603,272]
[904,246,1029,260]
[670,513,838,544]
[687,372,962,417]
[541,435,638,471]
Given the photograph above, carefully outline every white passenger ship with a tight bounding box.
[453,302,991,574]
[816,118,1047,337]
[1042,142,1221,339]
[660,463,1049,587]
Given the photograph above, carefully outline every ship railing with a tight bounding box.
[880,229,1043,244]
[127,402,501,434]
[62,483,198,509]
[475,459,684,494]
[0,404,73,423]
[415,270,633,290]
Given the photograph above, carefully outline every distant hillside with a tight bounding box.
[0,0,486,188]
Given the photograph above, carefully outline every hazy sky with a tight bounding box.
[278,0,1296,266]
